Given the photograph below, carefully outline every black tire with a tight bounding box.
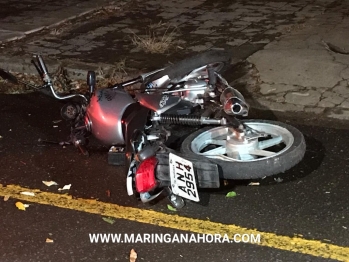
[146,50,232,83]
[180,120,306,180]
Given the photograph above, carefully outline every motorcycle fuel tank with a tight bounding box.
[86,88,135,145]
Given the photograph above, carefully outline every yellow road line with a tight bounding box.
[1,184,348,261]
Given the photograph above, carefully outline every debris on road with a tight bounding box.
[106,190,111,197]
[20,191,35,196]
[226,191,237,198]
[42,181,58,187]
[130,249,137,262]
[46,238,54,243]
[167,204,177,212]
[3,195,10,201]
[274,177,283,183]
[15,202,29,211]
[248,182,260,186]
[102,217,116,224]
[58,184,71,191]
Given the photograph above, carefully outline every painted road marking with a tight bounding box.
[1,183,348,261]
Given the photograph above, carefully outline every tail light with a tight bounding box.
[135,156,158,193]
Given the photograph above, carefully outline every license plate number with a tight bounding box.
[169,153,199,202]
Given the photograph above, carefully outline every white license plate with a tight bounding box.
[169,153,199,202]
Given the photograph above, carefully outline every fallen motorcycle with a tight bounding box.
[0,50,306,208]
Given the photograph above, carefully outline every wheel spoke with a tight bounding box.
[201,146,226,155]
[239,154,255,161]
[206,139,226,146]
[258,136,282,149]
[248,149,275,157]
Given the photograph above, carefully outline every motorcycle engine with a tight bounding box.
[177,79,207,104]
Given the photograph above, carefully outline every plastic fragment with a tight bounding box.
[20,191,35,196]
[42,181,58,187]
[58,184,71,191]
[46,238,54,243]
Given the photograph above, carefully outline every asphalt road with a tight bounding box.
[0,92,348,262]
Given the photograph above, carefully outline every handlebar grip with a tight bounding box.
[36,55,49,75]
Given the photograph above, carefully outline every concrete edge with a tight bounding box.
[0,4,124,44]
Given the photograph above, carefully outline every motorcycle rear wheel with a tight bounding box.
[145,50,232,84]
[180,120,306,180]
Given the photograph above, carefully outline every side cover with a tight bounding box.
[135,93,181,114]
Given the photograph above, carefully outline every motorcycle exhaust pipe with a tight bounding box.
[220,87,249,116]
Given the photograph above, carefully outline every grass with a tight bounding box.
[130,22,177,54]
[95,59,129,87]
[0,59,134,94]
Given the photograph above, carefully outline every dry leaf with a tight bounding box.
[58,184,71,191]
[102,217,116,224]
[15,202,27,211]
[167,204,177,212]
[130,249,137,262]
[20,191,35,196]
[4,195,10,201]
[42,181,58,187]
[46,238,54,243]
[226,191,237,198]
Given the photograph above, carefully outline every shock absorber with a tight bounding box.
[152,114,227,126]
[158,114,201,125]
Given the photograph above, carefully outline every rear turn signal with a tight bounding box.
[135,156,158,193]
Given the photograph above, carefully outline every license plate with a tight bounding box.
[169,153,199,202]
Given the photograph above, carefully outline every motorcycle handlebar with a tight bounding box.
[36,55,49,76]
[32,54,88,102]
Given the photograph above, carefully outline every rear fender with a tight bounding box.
[122,103,150,171]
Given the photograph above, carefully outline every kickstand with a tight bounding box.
[37,138,89,156]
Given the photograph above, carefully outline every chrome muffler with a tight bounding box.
[220,87,249,116]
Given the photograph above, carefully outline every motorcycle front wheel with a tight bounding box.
[180,120,306,180]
